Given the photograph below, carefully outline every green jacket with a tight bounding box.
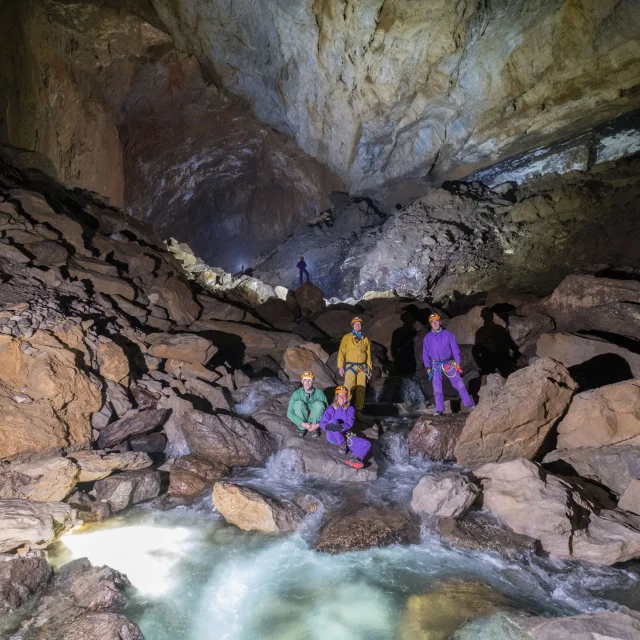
[287,386,328,427]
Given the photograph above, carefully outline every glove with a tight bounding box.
[325,423,343,432]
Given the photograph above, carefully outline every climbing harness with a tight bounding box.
[428,360,462,381]
[345,361,372,382]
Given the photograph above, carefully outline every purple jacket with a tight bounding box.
[319,404,355,432]
[422,328,461,367]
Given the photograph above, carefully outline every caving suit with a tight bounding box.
[287,386,328,433]
[422,328,474,413]
[319,403,371,461]
[337,332,372,411]
[297,260,309,284]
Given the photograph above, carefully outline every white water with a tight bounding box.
[49,428,640,640]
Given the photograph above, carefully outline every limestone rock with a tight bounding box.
[315,506,420,554]
[294,283,325,316]
[0,500,78,553]
[411,473,479,518]
[543,445,640,497]
[408,414,466,461]
[0,457,79,502]
[507,314,555,348]
[521,610,640,640]
[180,409,276,467]
[68,262,136,300]
[619,480,640,516]
[0,333,101,459]
[212,481,303,533]
[145,332,217,365]
[454,358,577,469]
[485,289,540,310]
[313,309,366,338]
[96,341,129,385]
[537,332,640,380]
[94,469,161,512]
[0,554,52,615]
[68,451,153,482]
[447,306,507,346]
[65,491,111,523]
[476,459,640,565]
[97,409,171,449]
[281,345,337,389]
[148,276,201,326]
[556,379,640,449]
[256,298,297,331]
[169,455,228,498]
[183,378,232,411]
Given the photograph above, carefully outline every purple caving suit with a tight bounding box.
[319,404,371,461]
[422,328,474,413]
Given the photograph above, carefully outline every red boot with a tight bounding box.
[344,456,364,470]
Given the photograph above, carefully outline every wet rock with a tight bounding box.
[476,459,640,565]
[10,558,142,640]
[408,414,466,461]
[145,332,217,365]
[94,469,162,512]
[0,554,52,615]
[447,306,507,345]
[400,580,511,640]
[0,333,101,459]
[281,345,337,389]
[65,491,111,522]
[411,472,479,518]
[148,276,201,326]
[212,481,303,533]
[97,408,171,449]
[521,609,640,640]
[180,409,276,467]
[438,512,537,559]
[294,283,325,316]
[168,455,228,498]
[537,332,640,380]
[454,359,577,469]
[0,500,78,553]
[556,379,640,449]
[543,445,640,497]
[315,506,420,553]
[0,457,79,502]
[128,432,167,453]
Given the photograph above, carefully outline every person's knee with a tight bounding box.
[293,400,308,415]
[310,401,325,412]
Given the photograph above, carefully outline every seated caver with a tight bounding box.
[319,385,372,469]
[286,370,328,438]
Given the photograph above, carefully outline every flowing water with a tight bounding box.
[46,424,640,640]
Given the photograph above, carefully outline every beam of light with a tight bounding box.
[60,525,192,596]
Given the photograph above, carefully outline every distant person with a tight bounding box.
[286,371,327,438]
[319,385,371,469]
[422,313,475,416]
[240,264,245,274]
[297,255,310,284]
[337,317,372,417]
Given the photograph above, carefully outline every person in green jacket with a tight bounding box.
[287,370,328,438]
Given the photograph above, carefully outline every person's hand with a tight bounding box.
[309,423,319,431]
[455,362,463,373]
[301,422,311,430]
[339,367,345,377]
[426,367,431,375]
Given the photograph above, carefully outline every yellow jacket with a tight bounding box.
[337,333,372,369]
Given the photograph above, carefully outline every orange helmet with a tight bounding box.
[428,313,441,322]
[301,370,315,380]
[351,317,363,325]
[335,385,348,394]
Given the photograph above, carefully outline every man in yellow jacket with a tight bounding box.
[337,317,372,414]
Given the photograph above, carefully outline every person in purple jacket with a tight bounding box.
[319,385,371,469]
[423,313,475,416]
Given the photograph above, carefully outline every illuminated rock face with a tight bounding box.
[150,0,640,202]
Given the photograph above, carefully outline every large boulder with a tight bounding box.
[145,332,217,364]
[97,408,171,448]
[411,472,479,518]
[294,283,326,316]
[180,409,276,467]
[476,459,640,565]
[454,359,577,469]
[0,333,101,459]
[544,445,640,497]
[506,314,555,348]
[315,506,420,553]
[212,481,303,533]
[68,451,153,483]
[313,309,367,338]
[537,332,640,380]
[0,457,79,502]
[94,469,162,512]
[0,500,78,553]
[446,306,507,345]
[556,379,640,449]
[68,262,137,300]
[281,344,337,389]
[544,274,640,338]
[255,297,297,331]
[409,414,466,461]
[0,555,52,615]
[148,276,201,326]
[521,610,640,640]
[168,455,228,498]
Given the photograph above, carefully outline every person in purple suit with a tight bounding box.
[319,385,371,469]
[422,313,475,416]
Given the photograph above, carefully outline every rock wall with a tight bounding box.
[150,0,640,202]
